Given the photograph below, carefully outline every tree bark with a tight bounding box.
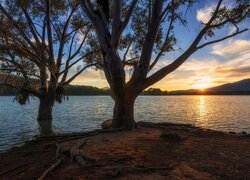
[112,93,137,130]
[37,96,54,121]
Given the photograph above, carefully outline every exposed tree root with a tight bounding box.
[106,165,174,177]
[55,143,61,159]
[38,159,63,180]
[68,138,96,168]
[70,139,87,167]
[36,128,127,179]
[38,139,93,179]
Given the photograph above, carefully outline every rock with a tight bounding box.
[160,132,182,142]
[101,119,112,129]
[242,131,247,135]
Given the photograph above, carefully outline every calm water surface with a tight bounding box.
[0,96,250,153]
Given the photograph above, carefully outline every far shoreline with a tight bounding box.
[1,94,250,97]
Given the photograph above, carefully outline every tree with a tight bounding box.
[0,0,99,123]
[80,0,250,129]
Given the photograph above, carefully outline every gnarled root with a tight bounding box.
[38,159,63,180]
[38,138,96,179]
[70,139,87,161]
[70,139,87,167]
[69,138,96,168]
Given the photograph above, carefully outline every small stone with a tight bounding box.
[242,131,247,135]
[101,119,112,129]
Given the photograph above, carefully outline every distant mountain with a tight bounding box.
[170,79,250,95]
[64,85,109,96]
[1,72,250,96]
[208,79,250,92]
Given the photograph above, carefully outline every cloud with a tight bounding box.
[212,39,250,58]
[72,68,106,83]
[216,66,250,74]
[150,39,250,90]
[196,4,216,23]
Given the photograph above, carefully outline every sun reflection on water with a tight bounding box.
[195,96,211,128]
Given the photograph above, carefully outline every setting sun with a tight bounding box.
[192,77,213,90]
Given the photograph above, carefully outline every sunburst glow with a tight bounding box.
[192,77,213,90]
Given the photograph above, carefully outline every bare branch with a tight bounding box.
[120,0,138,33]
[111,0,122,49]
[0,4,38,53]
[57,7,77,71]
[131,0,164,80]
[80,0,96,21]
[60,49,100,76]
[45,0,55,63]
[197,29,248,49]
[149,4,175,71]
[141,0,225,89]
[67,27,91,61]
[60,63,97,86]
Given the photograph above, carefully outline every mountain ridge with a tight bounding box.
[170,78,250,95]
[1,72,250,95]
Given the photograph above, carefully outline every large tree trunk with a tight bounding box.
[112,94,137,130]
[37,96,54,121]
[37,118,52,135]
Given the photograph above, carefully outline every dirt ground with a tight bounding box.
[0,122,250,180]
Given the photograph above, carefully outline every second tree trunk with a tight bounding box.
[112,96,136,130]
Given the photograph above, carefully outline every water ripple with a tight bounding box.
[0,96,250,153]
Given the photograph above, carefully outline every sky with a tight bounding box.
[71,0,250,91]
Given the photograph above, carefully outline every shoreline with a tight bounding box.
[0,121,248,155]
[1,122,250,179]
[1,94,250,97]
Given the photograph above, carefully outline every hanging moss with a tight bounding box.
[15,89,30,105]
[55,86,65,104]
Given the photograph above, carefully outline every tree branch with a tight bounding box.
[45,0,55,63]
[131,0,164,80]
[0,4,38,53]
[60,63,97,86]
[149,3,175,71]
[120,0,138,33]
[141,0,224,89]
[57,7,78,70]
[197,29,248,49]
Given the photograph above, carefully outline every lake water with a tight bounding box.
[0,96,250,153]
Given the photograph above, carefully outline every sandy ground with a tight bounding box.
[0,122,250,179]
